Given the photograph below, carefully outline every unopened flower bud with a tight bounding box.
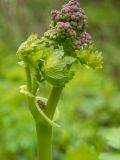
[43,0,92,49]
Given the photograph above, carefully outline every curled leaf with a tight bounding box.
[76,45,103,69]
[17,34,40,61]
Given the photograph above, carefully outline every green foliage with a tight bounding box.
[0,80,36,160]
[76,45,103,69]
[17,34,40,61]
[101,128,120,150]
[17,34,76,87]
[100,153,120,160]
[67,144,99,160]
[43,52,74,86]
[17,35,103,87]
[1,65,120,160]
[0,0,120,159]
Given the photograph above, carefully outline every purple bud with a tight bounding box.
[80,32,92,44]
[64,22,71,28]
[51,10,61,18]
[72,5,79,11]
[69,0,79,6]
[62,7,70,13]
[56,22,72,34]
[66,12,72,18]
[75,12,82,17]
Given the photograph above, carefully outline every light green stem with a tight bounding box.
[45,86,63,119]
[25,64,63,160]
[36,123,52,160]
[25,64,39,120]
[36,86,63,160]
[25,63,31,91]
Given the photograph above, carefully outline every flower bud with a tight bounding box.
[43,0,92,49]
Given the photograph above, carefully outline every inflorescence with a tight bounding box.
[17,0,103,88]
[44,0,92,49]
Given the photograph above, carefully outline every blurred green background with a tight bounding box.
[0,0,120,159]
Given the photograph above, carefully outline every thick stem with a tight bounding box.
[25,64,63,160]
[45,86,63,119]
[36,86,63,160]
[36,122,52,160]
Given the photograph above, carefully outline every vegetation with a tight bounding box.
[0,0,120,160]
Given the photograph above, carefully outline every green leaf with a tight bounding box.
[76,45,103,69]
[17,34,41,61]
[67,143,99,160]
[101,128,120,150]
[100,153,120,160]
[26,47,54,69]
[64,56,76,65]
[43,50,74,86]
[44,53,66,78]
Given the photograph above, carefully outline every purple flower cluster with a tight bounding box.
[52,0,87,30]
[57,22,76,38]
[74,32,92,49]
[44,0,92,49]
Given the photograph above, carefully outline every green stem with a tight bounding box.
[45,86,63,119]
[25,63,31,91]
[36,122,52,160]
[36,86,63,160]
[25,63,63,160]
[25,64,39,120]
